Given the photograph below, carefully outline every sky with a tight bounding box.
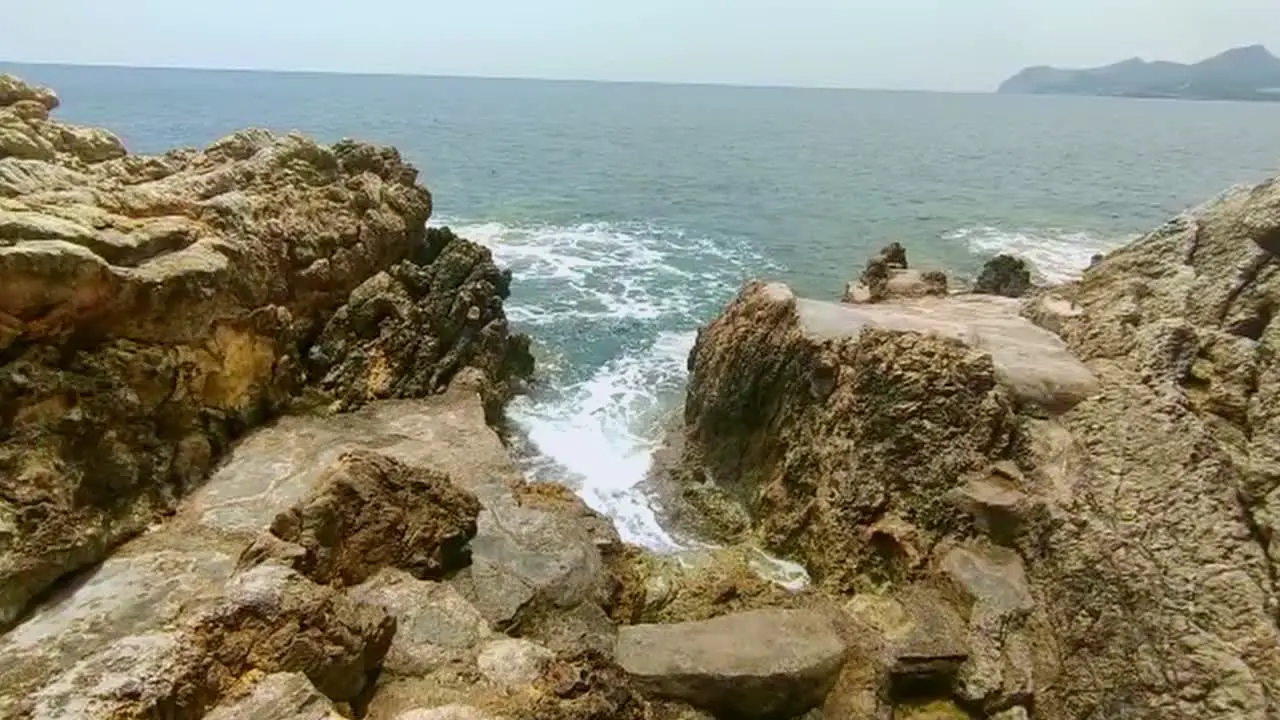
[4,1,1280,92]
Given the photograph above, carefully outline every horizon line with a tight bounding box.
[0,59,992,95]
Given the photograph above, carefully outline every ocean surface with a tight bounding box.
[9,63,1280,549]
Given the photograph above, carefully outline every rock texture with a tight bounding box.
[973,254,1032,298]
[616,608,849,719]
[676,175,1280,718]
[0,74,530,630]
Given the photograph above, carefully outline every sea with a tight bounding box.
[8,63,1280,551]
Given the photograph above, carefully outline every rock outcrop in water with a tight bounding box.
[0,73,533,633]
[674,176,1280,717]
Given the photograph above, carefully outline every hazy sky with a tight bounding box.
[4,1,1280,91]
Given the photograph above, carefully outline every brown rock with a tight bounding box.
[0,74,527,630]
[307,226,534,419]
[239,450,482,586]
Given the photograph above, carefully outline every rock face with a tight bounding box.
[0,74,530,630]
[677,175,1280,717]
[973,254,1032,298]
[616,608,849,719]
[308,226,534,419]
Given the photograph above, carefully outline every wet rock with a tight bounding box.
[239,450,482,586]
[973,254,1032,298]
[615,608,848,718]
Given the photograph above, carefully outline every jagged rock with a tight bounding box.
[239,450,482,586]
[973,254,1032,298]
[308,226,534,418]
[1009,179,1280,717]
[678,282,1095,590]
[615,608,848,719]
[0,74,528,631]
[677,173,1280,718]
[203,673,343,720]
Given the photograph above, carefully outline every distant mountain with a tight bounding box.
[998,45,1280,101]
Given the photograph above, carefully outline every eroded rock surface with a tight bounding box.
[0,73,530,630]
[676,175,1280,718]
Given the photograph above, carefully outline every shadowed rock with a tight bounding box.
[973,255,1032,298]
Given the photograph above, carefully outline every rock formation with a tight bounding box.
[973,254,1032,298]
[674,176,1280,717]
[0,73,531,632]
[844,243,949,304]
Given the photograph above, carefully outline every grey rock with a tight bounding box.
[616,608,848,719]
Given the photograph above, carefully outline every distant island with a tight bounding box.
[998,44,1280,101]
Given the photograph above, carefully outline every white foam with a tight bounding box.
[435,216,769,551]
[947,226,1131,283]
[507,330,694,550]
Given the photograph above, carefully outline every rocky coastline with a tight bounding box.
[2,73,1278,720]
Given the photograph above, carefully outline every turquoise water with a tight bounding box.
[9,62,1280,546]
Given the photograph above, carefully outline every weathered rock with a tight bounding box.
[844,243,948,303]
[308,226,534,418]
[1,390,584,718]
[240,450,482,586]
[0,74,529,630]
[679,282,1095,590]
[679,174,1280,718]
[615,608,848,719]
[1009,179,1280,717]
[844,267,949,304]
[203,673,344,720]
[973,254,1032,298]
[16,564,394,720]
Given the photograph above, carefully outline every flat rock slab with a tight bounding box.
[615,608,849,719]
[792,289,1098,413]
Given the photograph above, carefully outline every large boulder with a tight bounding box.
[0,74,530,629]
[615,608,849,719]
[676,175,1280,718]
